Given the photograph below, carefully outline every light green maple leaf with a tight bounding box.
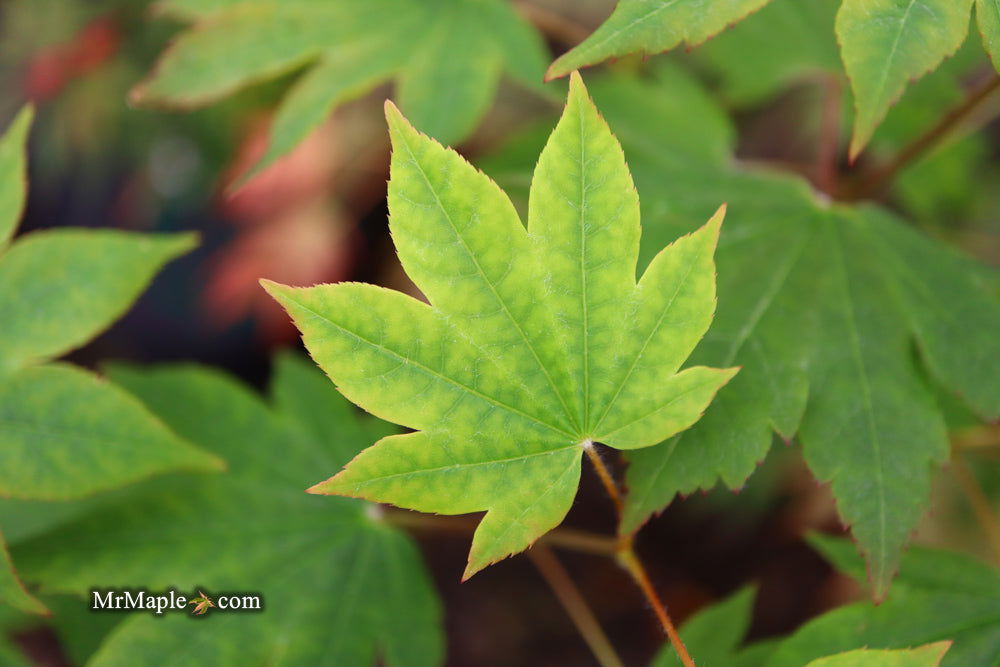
[14,355,444,667]
[804,643,951,667]
[135,0,548,175]
[766,536,1000,666]
[478,63,1000,598]
[0,108,221,615]
[546,0,774,81]
[264,72,735,579]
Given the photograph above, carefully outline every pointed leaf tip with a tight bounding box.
[383,98,401,121]
[306,476,336,495]
[565,70,593,106]
[305,481,327,495]
[706,203,727,236]
[259,278,289,298]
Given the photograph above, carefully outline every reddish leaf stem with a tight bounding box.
[952,424,1000,452]
[584,443,624,518]
[845,72,1000,200]
[583,444,696,667]
[527,544,625,667]
[617,546,694,667]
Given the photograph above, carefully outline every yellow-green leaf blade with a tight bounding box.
[836,0,974,159]
[384,102,575,432]
[804,643,951,667]
[262,281,565,437]
[314,430,581,578]
[528,72,641,432]
[594,212,734,447]
[547,0,774,80]
[269,74,728,576]
[597,366,737,449]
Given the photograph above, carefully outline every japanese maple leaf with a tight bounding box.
[188,590,215,615]
[264,73,736,578]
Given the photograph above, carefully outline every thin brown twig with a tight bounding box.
[514,1,591,47]
[845,72,1000,200]
[583,444,696,667]
[951,449,1000,567]
[814,74,841,196]
[382,508,617,557]
[952,424,1000,452]
[527,544,625,667]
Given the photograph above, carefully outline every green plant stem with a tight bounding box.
[527,543,625,667]
[951,449,1000,567]
[845,72,1000,200]
[583,445,697,667]
[381,508,617,557]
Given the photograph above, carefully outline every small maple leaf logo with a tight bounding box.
[188,590,215,615]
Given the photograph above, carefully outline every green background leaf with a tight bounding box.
[137,0,549,172]
[766,537,1000,666]
[652,587,763,667]
[0,535,46,615]
[0,103,218,615]
[546,0,774,80]
[0,230,198,375]
[0,364,222,499]
[835,0,973,158]
[981,0,1000,69]
[0,107,31,248]
[14,356,444,666]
